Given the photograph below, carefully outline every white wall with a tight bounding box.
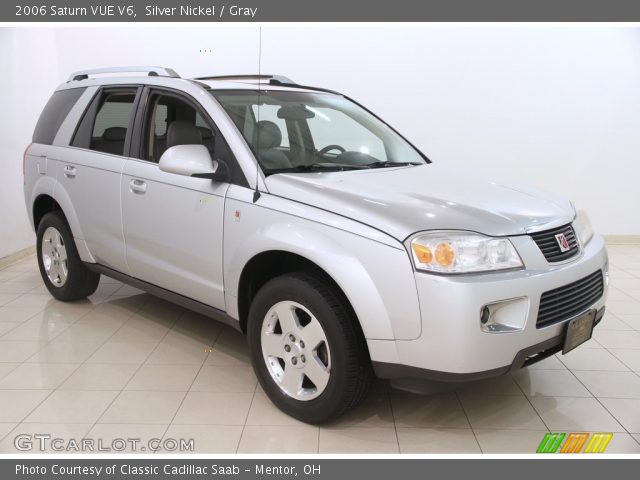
[1,26,639,258]
[261,26,640,236]
[0,28,61,259]
[0,26,260,259]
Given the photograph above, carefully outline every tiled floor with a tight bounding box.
[0,245,639,454]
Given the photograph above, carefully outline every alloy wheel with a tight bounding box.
[41,226,68,287]
[261,300,331,401]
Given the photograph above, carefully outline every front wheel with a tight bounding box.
[36,211,100,301]
[247,272,373,423]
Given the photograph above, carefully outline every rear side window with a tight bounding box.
[32,88,86,145]
[72,88,138,156]
[92,95,135,138]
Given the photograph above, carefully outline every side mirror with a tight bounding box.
[158,144,230,182]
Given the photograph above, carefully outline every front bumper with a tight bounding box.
[373,307,605,383]
[367,233,609,380]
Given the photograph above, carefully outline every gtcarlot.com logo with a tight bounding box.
[14,434,194,452]
[536,432,613,454]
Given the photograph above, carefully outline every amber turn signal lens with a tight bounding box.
[411,243,433,264]
[435,242,455,267]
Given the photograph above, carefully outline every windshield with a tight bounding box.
[211,90,427,175]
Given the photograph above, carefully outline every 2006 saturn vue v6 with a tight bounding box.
[24,67,608,422]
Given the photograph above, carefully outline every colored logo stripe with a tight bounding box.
[584,433,613,453]
[560,433,590,453]
[536,433,565,453]
[536,432,613,453]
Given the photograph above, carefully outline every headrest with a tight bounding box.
[253,120,282,149]
[197,126,214,140]
[166,120,202,149]
[102,127,126,141]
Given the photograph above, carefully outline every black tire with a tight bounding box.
[36,211,100,301]
[247,272,373,423]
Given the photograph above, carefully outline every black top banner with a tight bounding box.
[4,0,640,22]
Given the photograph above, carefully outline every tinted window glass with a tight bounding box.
[72,89,137,156]
[139,90,246,186]
[89,93,135,156]
[195,112,208,128]
[153,104,168,136]
[92,97,134,137]
[32,88,86,145]
[142,93,218,163]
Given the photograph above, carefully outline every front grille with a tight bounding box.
[536,270,604,328]
[530,224,579,263]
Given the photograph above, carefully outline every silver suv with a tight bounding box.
[24,66,608,422]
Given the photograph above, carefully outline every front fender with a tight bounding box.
[224,190,422,341]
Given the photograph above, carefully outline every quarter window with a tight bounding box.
[33,88,86,145]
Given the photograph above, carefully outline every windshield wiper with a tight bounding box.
[265,163,366,175]
[265,161,422,176]
[363,161,423,169]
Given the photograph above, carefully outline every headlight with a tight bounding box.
[409,231,523,274]
[573,210,594,246]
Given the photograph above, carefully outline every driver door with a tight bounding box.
[121,87,232,309]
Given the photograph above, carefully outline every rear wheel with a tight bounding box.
[36,211,100,301]
[247,272,373,423]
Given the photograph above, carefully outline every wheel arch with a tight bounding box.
[31,186,95,263]
[32,194,62,230]
[237,250,360,336]
[225,214,422,341]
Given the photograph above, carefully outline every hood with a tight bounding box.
[264,164,575,241]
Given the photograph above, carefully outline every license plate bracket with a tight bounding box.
[562,309,596,354]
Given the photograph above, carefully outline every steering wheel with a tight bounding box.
[317,145,346,157]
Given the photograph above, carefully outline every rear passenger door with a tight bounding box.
[60,86,141,274]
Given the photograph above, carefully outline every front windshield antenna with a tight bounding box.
[253,26,263,203]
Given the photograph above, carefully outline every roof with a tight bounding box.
[60,66,336,95]
[196,79,322,93]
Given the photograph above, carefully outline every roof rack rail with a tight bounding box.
[194,74,295,85]
[68,66,180,82]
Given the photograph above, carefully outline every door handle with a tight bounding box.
[63,165,76,178]
[129,179,147,194]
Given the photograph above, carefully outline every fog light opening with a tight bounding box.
[480,306,490,324]
[480,297,529,333]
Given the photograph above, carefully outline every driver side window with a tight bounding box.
[142,93,216,163]
[138,90,246,186]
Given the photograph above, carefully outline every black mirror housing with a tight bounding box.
[191,159,231,182]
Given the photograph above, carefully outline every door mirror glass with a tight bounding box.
[159,144,229,181]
